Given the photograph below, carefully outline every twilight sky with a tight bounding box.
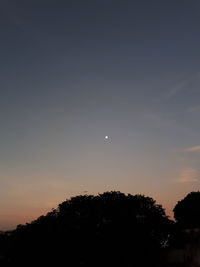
[1,0,200,230]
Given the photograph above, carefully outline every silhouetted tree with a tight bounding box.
[165,192,200,267]
[2,191,172,266]
[173,191,200,229]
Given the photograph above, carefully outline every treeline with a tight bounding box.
[0,191,199,266]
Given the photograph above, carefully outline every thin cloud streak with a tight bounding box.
[186,146,200,152]
[186,105,200,113]
[174,168,199,183]
[167,80,189,99]
[166,72,200,99]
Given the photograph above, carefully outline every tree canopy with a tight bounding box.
[1,191,172,266]
[173,191,200,229]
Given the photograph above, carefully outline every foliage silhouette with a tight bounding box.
[0,191,172,266]
[163,192,200,266]
[173,191,200,229]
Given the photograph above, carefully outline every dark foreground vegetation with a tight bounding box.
[0,191,200,266]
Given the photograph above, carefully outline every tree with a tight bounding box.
[4,191,172,266]
[173,191,200,229]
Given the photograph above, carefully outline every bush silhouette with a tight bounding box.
[1,191,171,266]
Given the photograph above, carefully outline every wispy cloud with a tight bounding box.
[175,168,199,183]
[167,80,189,99]
[186,105,200,113]
[186,146,200,152]
[166,72,200,99]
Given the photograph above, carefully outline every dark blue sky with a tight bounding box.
[1,0,200,229]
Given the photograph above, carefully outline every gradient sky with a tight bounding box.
[1,0,200,230]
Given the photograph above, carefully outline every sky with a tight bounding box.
[1,0,200,230]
